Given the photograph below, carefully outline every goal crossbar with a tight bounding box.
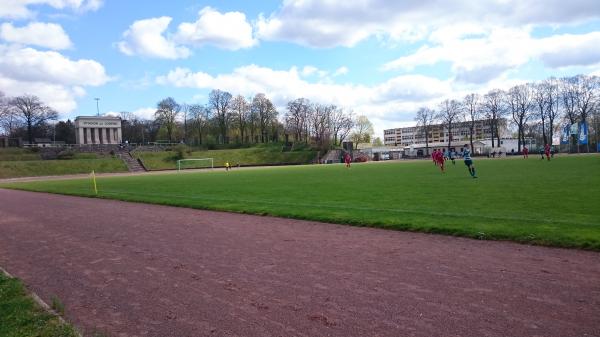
[177,158,214,171]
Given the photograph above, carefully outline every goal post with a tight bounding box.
[177,158,214,171]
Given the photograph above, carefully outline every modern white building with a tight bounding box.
[384,119,507,148]
[75,116,122,145]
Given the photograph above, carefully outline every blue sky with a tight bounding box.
[1,0,600,136]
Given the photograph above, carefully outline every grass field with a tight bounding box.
[0,159,128,179]
[2,155,599,249]
[0,273,78,337]
[0,148,127,179]
[134,144,317,170]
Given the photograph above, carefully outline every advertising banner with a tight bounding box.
[570,123,579,135]
[560,125,570,144]
[578,121,588,145]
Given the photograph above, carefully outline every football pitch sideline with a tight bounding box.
[1,155,599,250]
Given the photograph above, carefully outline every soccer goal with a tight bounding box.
[177,158,214,171]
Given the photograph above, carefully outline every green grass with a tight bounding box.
[0,148,42,161]
[0,158,127,179]
[2,155,600,249]
[0,273,78,337]
[135,146,317,170]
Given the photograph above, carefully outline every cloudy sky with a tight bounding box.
[1,0,600,136]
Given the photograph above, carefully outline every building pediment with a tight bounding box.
[75,116,121,128]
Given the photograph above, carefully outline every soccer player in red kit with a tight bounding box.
[344,153,351,168]
[523,146,529,158]
[436,149,445,172]
[544,144,551,161]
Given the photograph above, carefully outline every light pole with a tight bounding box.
[95,98,100,116]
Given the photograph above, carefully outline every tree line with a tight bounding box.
[147,91,365,149]
[0,88,372,149]
[415,74,600,154]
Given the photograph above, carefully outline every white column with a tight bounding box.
[117,127,122,143]
[94,127,100,144]
[85,128,92,144]
[109,128,115,144]
[77,127,84,144]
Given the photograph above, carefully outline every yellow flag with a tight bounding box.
[91,170,98,195]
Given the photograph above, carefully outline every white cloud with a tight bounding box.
[155,63,582,136]
[0,76,85,112]
[333,66,349,76]
[156,64,453,137]
[0,22,72,49]
[0,44,109,113]
[118,8,257,59]
[106,107,155,120]
[383,29,600,84]
[131,107,156,120]
[0,0,103,19]
[256,0,600,48]
[537,31,600,68]
[175,6,256,50]
[0,44,109,86]
[117,17,191,59]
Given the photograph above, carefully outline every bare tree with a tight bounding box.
[544,78,561,146]
[252,93,277,143]
[155,97,180,142]
[483,89,506,147]
[231,95,250,143]
[10,94,58,144]
[414,107,436,156]
[437,99,462,151]
[180,103,190,144]
[328,107,353,145]
[208,89,232,144]
[350,115,374,149]
[532,83,549,145]
[189,104,210,145]
[285,98,311,142]
[560,76,579,152]
[248,103,259,143]
[310,103,333,146]
[574,75,598,152]
[0,91,16,135]
[508,84,533,151]
[463,93,481,151]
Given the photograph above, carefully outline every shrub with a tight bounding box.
[56,150,75,160]
[172,144,189,160]
[353,154,369,162]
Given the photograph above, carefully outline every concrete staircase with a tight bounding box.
[320,149,342,164]
[120,152,146,172]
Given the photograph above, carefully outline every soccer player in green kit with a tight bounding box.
[463,144,477,178]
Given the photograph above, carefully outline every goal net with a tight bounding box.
[177,158,214,171]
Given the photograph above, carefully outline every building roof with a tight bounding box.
[75,115,121,120]
[403,141,476,149]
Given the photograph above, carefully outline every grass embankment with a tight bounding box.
[0,273,78,337]
[134,144,317,170]
[2,155,599,250]
[0,149,127,179]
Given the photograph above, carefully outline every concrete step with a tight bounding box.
[120,152,147,172]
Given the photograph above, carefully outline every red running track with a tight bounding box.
[0,189,599,337]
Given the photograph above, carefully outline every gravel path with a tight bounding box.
[0,189,599,337]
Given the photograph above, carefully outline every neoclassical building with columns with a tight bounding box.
[75,116,122,145]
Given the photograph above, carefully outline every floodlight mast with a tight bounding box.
[95,98,100,116]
